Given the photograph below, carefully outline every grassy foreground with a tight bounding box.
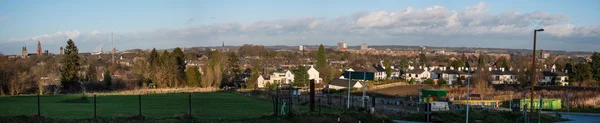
[0,92,339,120]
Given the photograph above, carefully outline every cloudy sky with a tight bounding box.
[1,0,599,54]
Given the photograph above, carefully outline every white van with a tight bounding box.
[430,101,449,111]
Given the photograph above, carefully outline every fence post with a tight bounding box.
[138,95,142,116]
[188,93,192,115]
[94,94,97,119]
[37,94,40,116]
[318,98,321,114]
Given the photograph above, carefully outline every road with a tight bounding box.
[543,112,600,123]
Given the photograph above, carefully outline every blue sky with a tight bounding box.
[1,0,599,54]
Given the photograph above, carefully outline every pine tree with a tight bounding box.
[103,68,112,89]
[316,44,326,69]
[185,66,202,87]
[149,48,159,65]
[86,65,97,82]
[591,52,600,84]
[60,39,81,90]
[293,66,309,87]
[172,47,186,80]
[502,58,510,70]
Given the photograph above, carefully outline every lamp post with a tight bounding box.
[530,28,544,122]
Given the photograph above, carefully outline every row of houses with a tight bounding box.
[404,65,569,86]
[256,66,323,88]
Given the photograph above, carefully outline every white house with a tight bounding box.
[490,68,518,84]
[327,79,362,90]
[307,66,323,83]
[257,70,295,88]
[271,70,294,84]
[405,68,431,82]
[540,70,568,86]
[257,75,271,88]
[371,64,387,81]
[441,67,461,85]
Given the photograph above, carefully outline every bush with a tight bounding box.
[438,78,447,86]
[409,78,417,85]
[423,79,433,84]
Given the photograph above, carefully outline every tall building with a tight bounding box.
[337,41,347,51]
[360,43,368,50]
[60,47,64,55]
[299,45,304,51]
[37,41,42,56]
[21,47,27,58]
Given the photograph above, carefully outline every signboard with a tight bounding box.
[343,71,374,80]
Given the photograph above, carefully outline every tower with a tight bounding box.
[60,47,64,55]
[21,47,27,58]
[37,41,42,56]
[221,41,224,52]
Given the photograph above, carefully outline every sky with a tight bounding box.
[1,0,599,54]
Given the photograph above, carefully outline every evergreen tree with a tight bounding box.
[419,54,427,66]
[60,39,81,90]
[591,52,600,84]
[293,66,309,87]
[450,60,464,69]
[502,58,510,70]
[316,44,326,69]
[103,68,112,89]
[86,65,97,82]
[185,66,202,87]
[573,63,592,86]
[172,47,186,80]
[316,44,332,82]
[149,48,159,65]
[226,52,241,86]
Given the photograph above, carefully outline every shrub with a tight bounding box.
[423,79,433,84]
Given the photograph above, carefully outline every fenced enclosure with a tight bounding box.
[0,92,323,120]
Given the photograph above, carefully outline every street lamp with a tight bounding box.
[530,28,544,122]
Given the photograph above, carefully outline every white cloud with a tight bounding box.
[2,2,599,54]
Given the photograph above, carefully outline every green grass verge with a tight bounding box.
[0,92,341,120]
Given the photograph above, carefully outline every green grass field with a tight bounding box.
[0,92,340,120]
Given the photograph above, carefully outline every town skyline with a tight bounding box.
[1,0,599,54]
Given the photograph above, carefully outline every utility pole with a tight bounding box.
[530,28,544,121]
[111,32,114,63]
[362,72,366,108]
[466,67,471,123]
[347,72,351,109]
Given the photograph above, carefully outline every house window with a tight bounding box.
[416,74,419,77]
[495,76,500,81]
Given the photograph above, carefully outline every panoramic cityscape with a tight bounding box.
[1,0,599,123]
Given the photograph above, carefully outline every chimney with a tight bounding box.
[450,67,454,70]
[509,67,513,71]
[501,68,505,72]
[488,67,492,71]
[419,66,422,69]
